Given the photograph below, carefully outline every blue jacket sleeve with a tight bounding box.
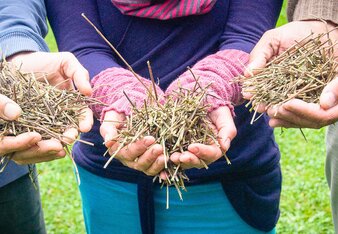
[0,0,49,58]
[45,0,120,79]
[220,0,283,53]
[0,0,49,187]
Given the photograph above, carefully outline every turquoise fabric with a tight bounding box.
[78,166,276,234]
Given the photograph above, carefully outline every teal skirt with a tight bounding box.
[78,166,276,234]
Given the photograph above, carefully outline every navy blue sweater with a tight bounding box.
[46,0,283,233]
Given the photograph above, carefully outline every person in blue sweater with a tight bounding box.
[0,1,93,233]
[45,1,283,234]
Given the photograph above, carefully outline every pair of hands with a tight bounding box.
[0,52,93,165]
[101,103,236,177]
[244,20,338,129]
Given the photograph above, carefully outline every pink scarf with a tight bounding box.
[111,0,217,20]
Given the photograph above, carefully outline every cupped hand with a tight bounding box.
[0,52,95,166]
[8,51,94,133]
[100,110,165,176]
[243,20,338,115]
[267,76,338,128]
[0,93,67,164]
[170,106,237,169]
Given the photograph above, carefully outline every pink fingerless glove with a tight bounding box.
[90,67,164,121]
[165,49,249,116]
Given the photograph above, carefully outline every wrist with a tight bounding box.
[298,20,338,35]
[6,51,35,62]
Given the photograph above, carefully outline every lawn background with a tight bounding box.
[40,1,333,233]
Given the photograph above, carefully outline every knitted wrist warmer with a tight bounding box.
[165,49,249,116]
[90,67,164,121]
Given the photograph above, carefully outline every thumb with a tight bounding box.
[100,110,125,147]
[0,94,22,120]
[60,52,92,96]
[245,30,279,77]
[320,77,338,110]
[209,106,237,152]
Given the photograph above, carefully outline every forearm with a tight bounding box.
[220,0,283,52]
[45,0,120,79]
[91,67,164,120]
[0,0,49,57]
[167,0,282,112]
[166,49,248,115]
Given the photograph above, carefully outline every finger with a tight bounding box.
[144,155,165,176]
[134,144,163,171]
[250,101,269,113]
[116,136,155,161]
[268,118,302,128]
[0,132,41,155]
[320,77,338,110]
[0,94,22,120]
[179,151,205,169]
[170,152,181,165]
[267,101,330,128]
[245,30,280,76]
[13,150,66,165]
[159,170,168,181]
[100,110,124,147]
[60,52,92,96]
[209,106,237,152]
[78,107,94,133]
[188,143,222,164]
[279,99,338,127]
[11,139,65,163]
[267,103,314,128]
[62,128,79,144]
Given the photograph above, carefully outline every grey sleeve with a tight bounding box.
[288,0,338,24]
[0,0,50,58]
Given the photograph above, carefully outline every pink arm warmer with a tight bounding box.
[165,49,249,115]
[90,67,164,121]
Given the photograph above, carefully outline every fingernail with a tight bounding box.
[156,156,164,165]
[245,64,255,76]
[321,92,336,109]
[104,133,113,142]
[189,146,199,154]
[144,137,155,147]
[4,102,21,120]
[223,138,231,152]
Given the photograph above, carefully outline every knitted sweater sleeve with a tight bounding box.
[0,0,49,58]
[166,0,283,115]
[45,0,120,79]
[288,0,338,24]
[91,67,164,120]
[46,0,164,120]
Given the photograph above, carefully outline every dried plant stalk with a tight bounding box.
[236,31,337,122]
[0,61,101,174]
[105,76,225,206]
[82,14,229,206]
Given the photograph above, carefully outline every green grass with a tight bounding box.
[39,3,333,233]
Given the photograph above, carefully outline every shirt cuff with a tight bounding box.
[0,31,49,59]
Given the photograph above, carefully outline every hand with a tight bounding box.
[101,110,165,176]
[170,106,237,169]
[267,77,338,128]
[243,20,338,128]
[0,94,67,164]
[8,51,94,133]
[0,52,94,165]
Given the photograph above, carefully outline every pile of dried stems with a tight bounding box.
[237,31,337,122]
[105,69,225,205]
[0,61,99,173]
[82,14,226,205]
